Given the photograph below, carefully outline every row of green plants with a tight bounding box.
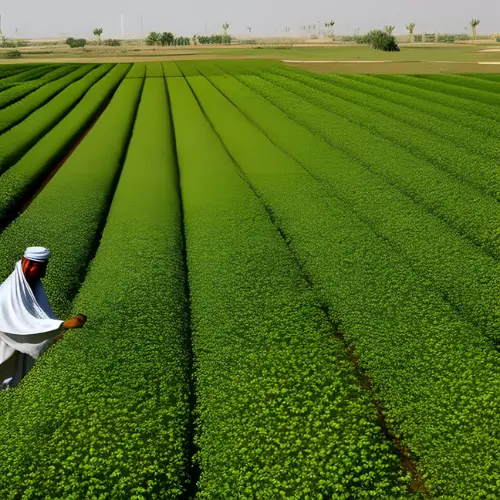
[0,66,77,110]
[344,73,500,153]
[0,65,107,176]
[0,76,193,497]
[168,74,410,497]
[330,74,500,160]
[186,61,500,497]
[0,64,129,223]
[208,66,499,346]
[376,74,500,126]
[417,73,500,96]
[0,76,143,317]
[0,64,57,86]
[262,68,500,259]
[0,64,96,136]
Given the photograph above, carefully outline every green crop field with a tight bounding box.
[0,60,498,499]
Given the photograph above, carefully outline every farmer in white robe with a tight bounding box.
[0,247,86,389]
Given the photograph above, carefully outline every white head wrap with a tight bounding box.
[24,247,51,263]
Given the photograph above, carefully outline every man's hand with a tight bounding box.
[63,314,87,330]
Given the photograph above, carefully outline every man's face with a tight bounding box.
[22,258,48,281]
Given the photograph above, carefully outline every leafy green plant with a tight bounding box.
[184,61,500,497]
[0,66,78,110]
[0,64,96,136]
[0,64,107,175]
[168,75,410,497]
[0,76,143,316]
[0,77,191,498]
[103,38,121,46]
[0,64,130,221]
[65,37,87,48]
[366,29,400,51]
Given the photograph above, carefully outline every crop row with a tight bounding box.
[0,75,143,317]
[0,64,97,135]
[0,65,56,85]
[125,62,146,78]
[284,69,500,167]
[260,67,500,207]
[185,71,500,498]
[0,65,40,80]
[0,64,114,177]
[0,65,80,110]
[416,74,500,97]
[0,77,191,498]
[252,67,500,257]
[342,74,500,137]
[162,61,183,77]
[168,75,410,498]
[210,68,499,339]
[374,74,500,123]
[0,64,130,225]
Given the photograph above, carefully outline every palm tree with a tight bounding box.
[470,18,480,40]
[324,20,335,40]
[93,28,103,45]
[406,23,416,42]
[384,25,395,35]
[222,23,229,35]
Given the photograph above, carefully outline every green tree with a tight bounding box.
[470,18,480,40]
[384,25,395,35]
[324,20,335,39]
[93,28,103,45]
[145,32,161,46]
[222,23,229,35]
[406,23,416,42]
[160,32,175,46]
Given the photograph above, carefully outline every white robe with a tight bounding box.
[0,261,63,388]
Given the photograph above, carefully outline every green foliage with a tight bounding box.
[374,74,500,135]
[160,31,175,46]
[6,50,21,59]
[0,64,96,136]
[0,65,107,175]
[93,27,103,45]
[470,18,480,39]
[162,61,183,77]
[125,62,146,78]
[0,77,143,317]
[0,76,190,499]
[65,37,87,48]
[0,66,80,110]
[103,38,121,46]
[168,75,410,498]
[0,64,130,221]
[145,31,160,46]
[258,69,500,259]
[366,29,400,51]
[405,23,415,34]
[197,34,232,45]
[183,61,500,497]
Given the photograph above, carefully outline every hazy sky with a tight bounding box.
[1,0,498,39]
